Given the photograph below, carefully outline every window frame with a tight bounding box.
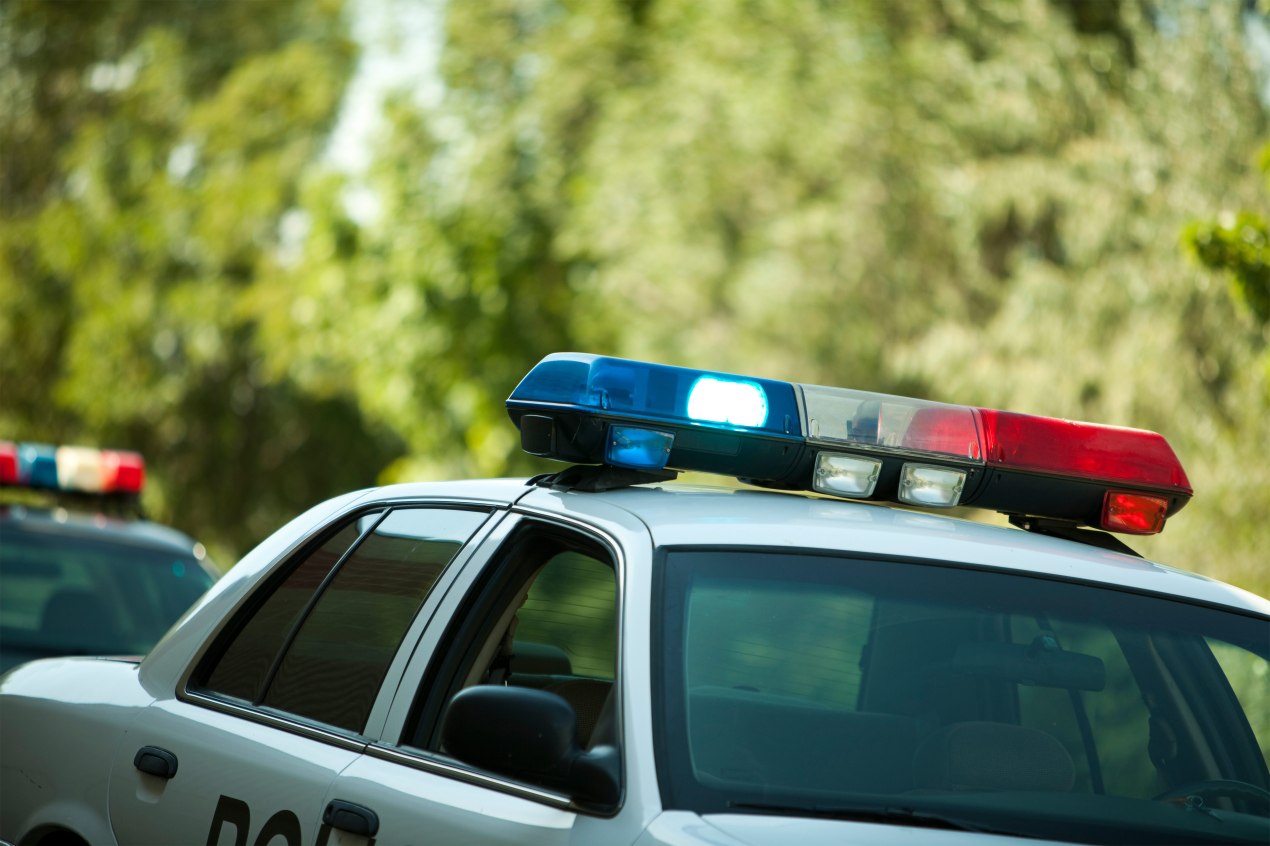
[178,500,502,746]
[361,509,629,815]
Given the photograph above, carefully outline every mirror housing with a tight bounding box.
[440,685,620,808]
[951,638,1106,691]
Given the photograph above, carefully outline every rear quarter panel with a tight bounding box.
[0,657,152,845]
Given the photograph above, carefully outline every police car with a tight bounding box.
[0,442,217,675]
[1,353,1267,846]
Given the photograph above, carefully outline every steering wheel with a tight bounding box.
[1154,779,1270,813]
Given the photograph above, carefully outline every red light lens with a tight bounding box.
[1102,491,1168,535]
[0,441,17,484]
[104,450,146,493]
[978,410,1192,494]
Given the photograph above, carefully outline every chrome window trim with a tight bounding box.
[363,743,576,811]
[179,690,370,754]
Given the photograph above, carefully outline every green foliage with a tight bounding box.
[1183,143,1270,327]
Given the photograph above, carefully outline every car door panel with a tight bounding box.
[108,698,361,846]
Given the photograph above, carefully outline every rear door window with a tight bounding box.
[195,507,489,733]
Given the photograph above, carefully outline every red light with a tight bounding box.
[977,410,1192,495]
[102,450,145,494]
[0,441,17,484]
[903,408,983,459]
[1102,491,1168,535]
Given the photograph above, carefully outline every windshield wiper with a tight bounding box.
[727,800,1035,838]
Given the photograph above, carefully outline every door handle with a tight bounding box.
[133,745,178,780]
[323,799,379,838]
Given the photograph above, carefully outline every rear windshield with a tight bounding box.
[0,525,214,673]
[656,550,1270,845]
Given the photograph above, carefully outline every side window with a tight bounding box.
[406,522,618,753]
[197,507,488,733]
[514,551,617,682]
[202,518,367,702]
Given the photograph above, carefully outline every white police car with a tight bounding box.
[0,442,217,675]
[1,354,1267,846]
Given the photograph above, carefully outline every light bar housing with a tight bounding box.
[507,354,1193,535]
[0,441,145,497]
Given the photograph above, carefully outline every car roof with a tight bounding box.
[351,477,1269,617]
[0,504,203,556]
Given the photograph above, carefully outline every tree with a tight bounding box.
[0,0,401,562]
[1184,143,1270,327]
[261,0,969,484]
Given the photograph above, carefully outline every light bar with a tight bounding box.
[0,441,146,496]
[508,354,1193,535]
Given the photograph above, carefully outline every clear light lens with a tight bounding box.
[606,425,674,470]
[899,464,966,507]
[813,453,882,498]
[57,446,107,493]
[686,376,769,427]
[801,384,982,459]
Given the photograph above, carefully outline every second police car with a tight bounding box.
[0,442,217,674]
[1,353,1267,846]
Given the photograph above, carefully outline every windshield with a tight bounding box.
[655,550,1270,845]
[0,526,215,673]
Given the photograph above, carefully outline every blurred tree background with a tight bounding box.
[2,0,1266,595]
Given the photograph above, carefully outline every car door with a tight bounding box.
[108,504,495,846]
[317,505,656,845]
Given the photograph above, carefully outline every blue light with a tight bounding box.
[686,376,768,427]
[508,353,798,436]
[507,353,804,479]
[19,443,58,489]
[606,426,674,470]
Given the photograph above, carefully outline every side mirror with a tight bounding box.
[440,685,620,808]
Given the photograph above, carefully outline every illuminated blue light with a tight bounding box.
[686,376,769,428]
[508,353,798,437]
[606,426,674,470]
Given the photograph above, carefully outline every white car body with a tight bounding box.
[2,479,1267,846]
